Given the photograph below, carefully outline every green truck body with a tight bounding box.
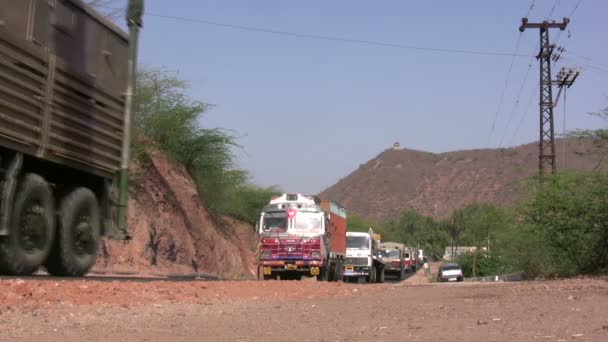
[0,0,138,276]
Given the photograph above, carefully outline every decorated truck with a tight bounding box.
[256,193,346,281]
[406,246,420,272]
[0,0,143,276]
[343,229,386,283]
[378,241,406,280]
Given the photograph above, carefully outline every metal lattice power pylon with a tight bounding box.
[519,17,569,179]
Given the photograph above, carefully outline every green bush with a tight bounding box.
[133,67,279,224]
[520,171,608,276]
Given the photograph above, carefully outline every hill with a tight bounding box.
[319,138,605,222]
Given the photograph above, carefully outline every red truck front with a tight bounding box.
[256,193,344,281]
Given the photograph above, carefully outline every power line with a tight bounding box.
[142,12,535,58]
[498,61,534,147]
[487,0,537,146]
[508,82,538,146]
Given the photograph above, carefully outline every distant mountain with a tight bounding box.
[319,138,605,222]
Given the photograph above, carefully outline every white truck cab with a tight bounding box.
[343,229,385,283]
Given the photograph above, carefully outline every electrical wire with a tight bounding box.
[139,12,535,58]
[508,81,539,147]
[498,61,535,147]
[487,0,537,146]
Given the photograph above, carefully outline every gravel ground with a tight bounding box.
[0,272,606,342]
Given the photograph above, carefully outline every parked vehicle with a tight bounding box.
[0,0,143,276]
[343,229,386,283]
[256,193,345,281]
[437,263,464,282]
[378,242,406,280]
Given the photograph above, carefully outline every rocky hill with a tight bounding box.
[93,149,257,279]
[319,138,605,222]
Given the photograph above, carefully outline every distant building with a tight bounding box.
[393,142,400,150]
[443,246,487,261]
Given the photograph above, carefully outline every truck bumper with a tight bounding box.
[259,260,324,276]
[342,266,371,277]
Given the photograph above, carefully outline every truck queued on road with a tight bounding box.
[343,229,386,283]
[256,193,346,281]
[255,193,428,284]
[378,242,407,280]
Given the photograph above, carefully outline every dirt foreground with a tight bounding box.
[0,274,606,342]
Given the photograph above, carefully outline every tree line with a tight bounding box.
[350,169,607,279]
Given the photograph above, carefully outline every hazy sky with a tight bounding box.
[110,0,607,194]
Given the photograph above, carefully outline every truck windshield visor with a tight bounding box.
[347,236,369,249]
[293,213,322,232]
[262,212,288,232]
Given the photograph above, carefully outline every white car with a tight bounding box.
[437,263,464,282]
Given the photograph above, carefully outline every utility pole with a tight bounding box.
[519,17,569,180]
[117,0,144,238]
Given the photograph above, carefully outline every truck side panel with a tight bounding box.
[321,200,347,255]
[0,0,127,178]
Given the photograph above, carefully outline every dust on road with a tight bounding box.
[0,275,606,341]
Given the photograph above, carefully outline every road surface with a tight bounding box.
[0,271,606,341]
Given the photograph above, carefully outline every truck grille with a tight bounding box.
[344,257,368,266]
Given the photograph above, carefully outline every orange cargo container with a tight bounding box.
[320,200,347,255]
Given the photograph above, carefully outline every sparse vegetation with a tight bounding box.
[363,168,608,279]
[133,67,280,224]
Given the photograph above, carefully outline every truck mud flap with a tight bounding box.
[0,153,22,236]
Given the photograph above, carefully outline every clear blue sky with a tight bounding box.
[110,0,607,194]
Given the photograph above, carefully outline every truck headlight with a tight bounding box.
[261,250,271,259]
[311,251,321,259]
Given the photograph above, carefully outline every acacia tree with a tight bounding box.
[457,204,506,277]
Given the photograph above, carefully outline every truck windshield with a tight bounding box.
[380,250,400,258]
[262,212,288,232]
[346,236,369,249]
[293,212,322,232]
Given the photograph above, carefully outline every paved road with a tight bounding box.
[1,277,606,342]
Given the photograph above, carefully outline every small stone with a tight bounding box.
[477,319,488,325]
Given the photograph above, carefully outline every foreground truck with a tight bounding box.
[343,229,386,283]
[256,193,346,281]
[0,0,143,276]
[378,242,406,280]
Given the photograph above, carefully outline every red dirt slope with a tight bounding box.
[94,150,257,279]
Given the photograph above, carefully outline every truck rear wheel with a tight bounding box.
[377,267,385,283]
[366,266,376,283]
[316,267,329,281]
[0,174,55,275]
[46,188,100,276]
[397,268,404,280]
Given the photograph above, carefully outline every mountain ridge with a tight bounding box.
[319,138,605,222]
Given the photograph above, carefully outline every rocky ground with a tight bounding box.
[0,266,606,341]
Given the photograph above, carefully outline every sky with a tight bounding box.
[105,0,607,194]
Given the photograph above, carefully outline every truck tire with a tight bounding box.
[397,268,404,281]
[366,266,376,283]
[0,174,55,275]
[316,266,329,281]
[46,188,100,276]
[377,267,385,283]
[333,260,343,282]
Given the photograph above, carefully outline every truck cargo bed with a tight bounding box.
[0,0,128,178]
